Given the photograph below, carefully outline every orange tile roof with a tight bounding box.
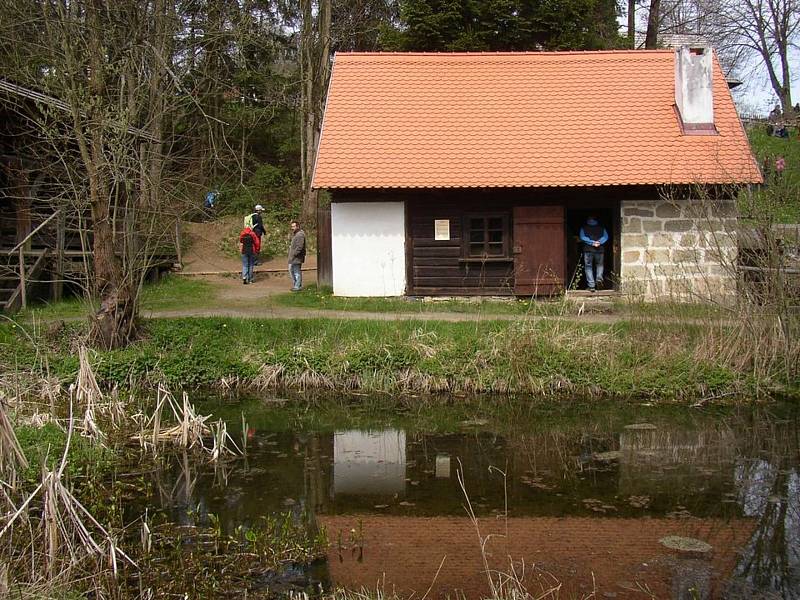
[312,51,762,189]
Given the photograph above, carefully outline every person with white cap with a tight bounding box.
[244,205,266,271]
[244,205,266,241]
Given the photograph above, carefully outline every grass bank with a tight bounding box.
[744,125,799,223]
[3,313,794,401]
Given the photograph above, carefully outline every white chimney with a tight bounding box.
[674,46,714,129]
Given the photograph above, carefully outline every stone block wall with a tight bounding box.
[620,198,737,300]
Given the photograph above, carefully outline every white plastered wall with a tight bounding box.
[331,201,406,296]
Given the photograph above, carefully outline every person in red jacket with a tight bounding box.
[239,226,260,284]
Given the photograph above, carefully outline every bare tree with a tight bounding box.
[701,0,799,113]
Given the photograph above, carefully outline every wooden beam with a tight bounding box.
[52,210,65,301]
[18,247,25,309]
[175,219,182,267]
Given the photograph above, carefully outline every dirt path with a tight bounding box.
[181,218,317,276]
[142,305,621,324]
[192,272,319,303]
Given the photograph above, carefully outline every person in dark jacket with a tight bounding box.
[288,220,306,291]
[579,216,609,292]
[239,226,260,284]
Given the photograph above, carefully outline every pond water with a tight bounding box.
[132,397,800,599]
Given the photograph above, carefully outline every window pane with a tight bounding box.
[489,230,502,243]
[469,218,484,230]
[488,217,502,230]
[469,243,484,256]
[470,230,484,243]
[487,243,503,256]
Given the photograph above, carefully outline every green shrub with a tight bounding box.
[216,164,300,219]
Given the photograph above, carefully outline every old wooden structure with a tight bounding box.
[0,80,178,313]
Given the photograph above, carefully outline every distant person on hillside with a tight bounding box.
[774,124,789,138]
[239,225,260,284]
[204,189,218,209]
[776,156,786,177]
[288,220,306,292]
[579,216,609,293]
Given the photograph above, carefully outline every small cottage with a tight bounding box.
[312,49,761,298]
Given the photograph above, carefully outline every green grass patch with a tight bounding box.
[14,422,117,483]
[611,299,729,320]
[3,314,773,401]
[139,275,214,311]
[744,125,800,224]
[16,295,98,321]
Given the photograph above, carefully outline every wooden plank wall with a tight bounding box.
[408,196,515,296]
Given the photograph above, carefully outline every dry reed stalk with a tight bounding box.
[131,388,244,462]
[76,384,105,444]
[140,510,151,556]
[0,394,28,480]
[104,385,126,429]
[253,364,284,390]
[210,419,242,462]
[133,387,211,452]
[75,347,102,408]
[295,370,336,391]
[74,347,126,441]
[1,401,135,584]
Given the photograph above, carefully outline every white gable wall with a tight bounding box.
[331,201,406,296]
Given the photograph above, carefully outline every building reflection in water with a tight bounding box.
[333,430,406,496]
[142,409,800,600]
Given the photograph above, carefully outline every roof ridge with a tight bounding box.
[335,50,675,57]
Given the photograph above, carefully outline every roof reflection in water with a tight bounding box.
[141,403,800,599]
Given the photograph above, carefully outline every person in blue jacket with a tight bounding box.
[579,216,609,292]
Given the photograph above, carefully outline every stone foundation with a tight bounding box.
[620,198,737,300]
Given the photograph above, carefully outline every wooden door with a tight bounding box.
[513,205,565,295]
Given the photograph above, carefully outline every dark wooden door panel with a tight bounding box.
[316,203,332,287]
[513,205,565,295]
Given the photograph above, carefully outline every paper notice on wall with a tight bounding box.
[434,219,450,241]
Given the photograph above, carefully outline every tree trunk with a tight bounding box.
[645,0,661,48]
[89,196,136,350]
[300,0,332,227]
[628,0,636,47]
[83,0,137,349]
